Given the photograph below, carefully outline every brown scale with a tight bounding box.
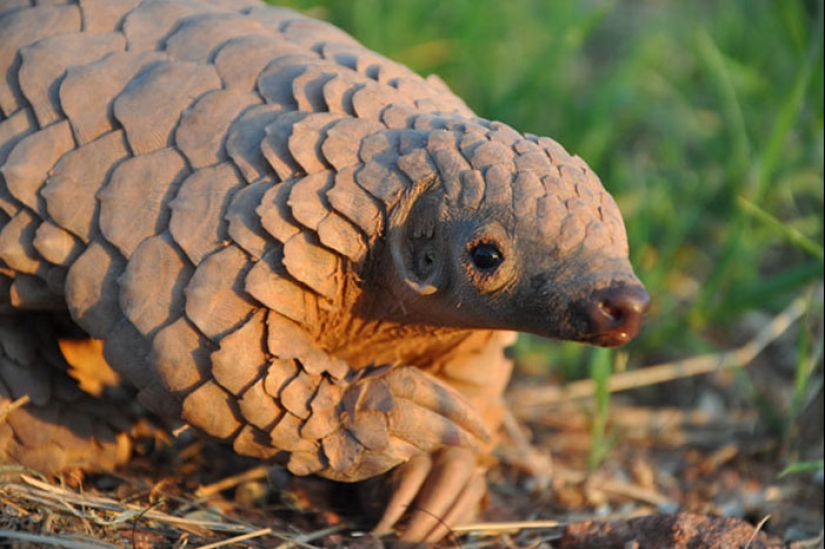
[184,245,257,341]
[168,162,245,265]
[97,149,190,258]
[164,12,268,64]
[43,130,131,243]
[2,120,74,215]
[175,89,262,169]
[113,60,222,155]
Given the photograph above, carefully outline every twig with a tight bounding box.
[499,408,553,489]
[744,514,771,549]
[272,525,348,549]
[195,465,269,498]
[510,294,809,414]
[789,531,824,549]
[452,519,560,533]
[0,395,30,422]
[596,478,675,507]
[194,528,273,549]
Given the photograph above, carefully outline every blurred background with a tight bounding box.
[273,0,824,459]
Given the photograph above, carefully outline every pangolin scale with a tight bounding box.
[0,0,649,543]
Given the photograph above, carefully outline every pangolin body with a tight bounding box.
[0,0,649,542]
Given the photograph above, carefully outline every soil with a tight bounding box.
[559,513,783,549]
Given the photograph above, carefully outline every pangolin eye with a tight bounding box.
[470,242,504,271]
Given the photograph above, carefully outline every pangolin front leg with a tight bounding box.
[204,312,495,539]
[367,330,516,541]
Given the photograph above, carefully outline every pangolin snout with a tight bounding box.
[583,284,651,347]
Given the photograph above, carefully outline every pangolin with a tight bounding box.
[0,0,650,544]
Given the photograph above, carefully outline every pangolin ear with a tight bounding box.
[388,183,446,296]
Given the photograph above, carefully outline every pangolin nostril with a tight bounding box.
[598,300,624,324]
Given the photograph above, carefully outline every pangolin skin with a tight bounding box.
[0,0,649,543]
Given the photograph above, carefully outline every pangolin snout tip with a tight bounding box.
[586,284,651,347]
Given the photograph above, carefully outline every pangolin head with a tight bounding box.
[385,121,650,347]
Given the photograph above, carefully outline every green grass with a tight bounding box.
[587,347,614,471]
[272,0,824,449]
